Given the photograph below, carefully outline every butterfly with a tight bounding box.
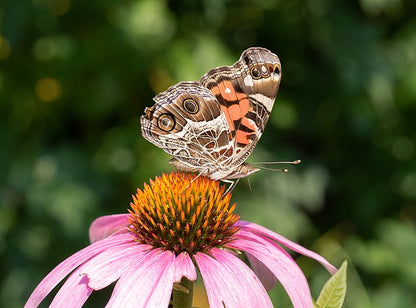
[140,47,282,182]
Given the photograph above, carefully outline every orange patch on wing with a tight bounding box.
[212,80,253,134]
[227,104,242,121]
[225,97,250,120]
[212,80,248,102]
[221,105,235,131]
[237,97,250,114]
[241,116,256,131]
[236,129,253,145]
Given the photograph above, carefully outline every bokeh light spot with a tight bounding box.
[368,73,393,112]
[0,35,12,60]
[109,147,135,172]
[400,173,416,199]
[0,72,3,91]
[391,137,415,161]
[35,78,62,102]
[49,0,71,16]
[33,35,75,61]
[115,0,175,48]
[359,0,403,17]
[33,155,57,182]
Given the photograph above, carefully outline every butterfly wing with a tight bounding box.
[140,81,235,177]
[200,47,282,168]
[141,48,282,180]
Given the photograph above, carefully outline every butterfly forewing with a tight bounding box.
[199,47,281,166]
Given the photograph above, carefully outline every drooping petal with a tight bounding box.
[144,252,176,307]
[173,252,197,282]
[195,250,273,308]
[25,233,135,308]
[235,220,337,274]
[246,252,277,291]
[194,252,241,308]
[106,249,175,308]
[211,248,273,307]
[82,243,151,290]
[49,268,93,308]
[228,230,315,308]
[89,214,130,243]
[48,243,150,307]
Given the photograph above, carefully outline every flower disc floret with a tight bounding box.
[128,173,240,254]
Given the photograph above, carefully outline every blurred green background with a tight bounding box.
[1,0,415,307]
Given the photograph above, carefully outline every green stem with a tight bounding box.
[172,277,194,308]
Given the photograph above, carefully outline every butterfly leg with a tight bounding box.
[180,172,204,193]
[222,178,240,196]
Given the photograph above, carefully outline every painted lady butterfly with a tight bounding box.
[140,47,282,181]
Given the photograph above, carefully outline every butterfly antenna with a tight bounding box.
[252,159,301,172]
[253,159,301,165]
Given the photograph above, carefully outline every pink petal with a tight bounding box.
[81,243,151,290]
[49,268,92,308]
[195,250,273,308]
[246,252,277,291]
[173,252,197,282]
[211,248,273,307]
[105,249,175,307]
[144,252,176,307]
[89,214,130,243]
[235,220,337,274]
[194,252,240,308]
[228,230,314,308]
[25,233,136,308]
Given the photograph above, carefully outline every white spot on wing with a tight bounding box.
[225,87,231,94]
[244,75,254,87]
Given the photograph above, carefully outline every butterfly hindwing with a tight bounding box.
[141,81,235,174]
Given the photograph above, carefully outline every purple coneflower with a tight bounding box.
[26,172,336,308]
